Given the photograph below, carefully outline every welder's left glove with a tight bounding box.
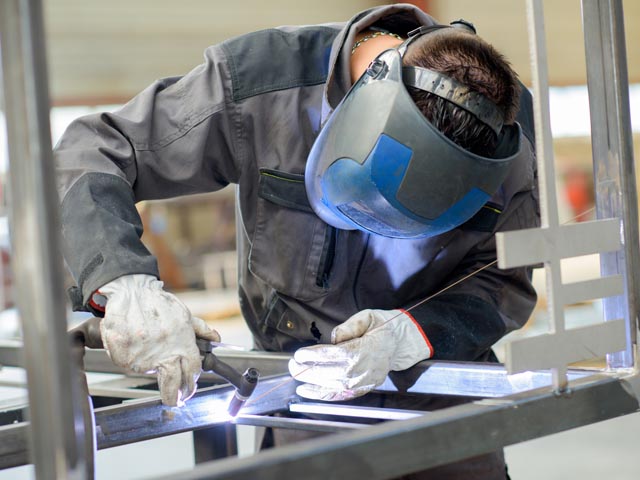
[288,309,433,401]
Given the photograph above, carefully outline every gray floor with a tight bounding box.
[505,412,640,479]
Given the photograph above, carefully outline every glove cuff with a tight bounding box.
[390,309,434,370]
[99,274,161,297]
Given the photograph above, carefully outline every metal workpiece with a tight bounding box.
[0,340,293,379]
[233,414,366,433]
[582,0,640,368]
[94,374,292,450]
[0,374,299,469]
[160,373,640,480]
[0,360,637,473]
[289,403,425,421]
[376,361,592,398]
[0,0,91,478]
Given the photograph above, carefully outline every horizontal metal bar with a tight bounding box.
[497,218,621,268]
[560,275,623,305]
[505,319,627,373]
[94,375,297,449]
[234,414,365,433]
[290,403,424,421]
[0,422,29,471]
[0,374,298,469]
[159,373,640,480]
[0,345,598,401]
[0,342,292,379]
[375,361,593,398]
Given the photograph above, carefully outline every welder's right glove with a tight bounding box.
[97,274,220,407]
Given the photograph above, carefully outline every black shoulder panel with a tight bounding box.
[516,83,535,146]
[222,26,339,102]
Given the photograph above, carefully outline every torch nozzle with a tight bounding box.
[197,339,260,417]
[227,368,259,417]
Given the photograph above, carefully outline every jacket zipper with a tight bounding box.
[316,226,337,289]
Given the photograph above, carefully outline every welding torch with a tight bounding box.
[196,338,259,416]
[69,317,260,416]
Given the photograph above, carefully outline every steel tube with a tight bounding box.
[0,341,292,377]
[0,0,90,478]
[0,371,638,473]
[233,414,366,433]
[0,344,596,399]
[581,0,640,368]
[0,375,299,469]
[159,374,640,480]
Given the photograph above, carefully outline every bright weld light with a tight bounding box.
[198,394,235,422]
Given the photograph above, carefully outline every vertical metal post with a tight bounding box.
[525,0,569,390]
[581,0,640,369]
[0,0,90,478]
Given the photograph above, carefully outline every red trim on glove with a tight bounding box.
[88,291,106,313]
[399,308,434,358]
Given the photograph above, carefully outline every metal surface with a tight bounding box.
[0,345,599,400]
[0,374,298,469]
[0,359,637,474]
[370,362,592,398]
[94,375,296,449]
[290,403,425,421]
[0,341,292,378]
[505,319,626,373]
[0,0,89,478]
[582,0,640,368]
[158,373,640,480]
[234,414,366,433]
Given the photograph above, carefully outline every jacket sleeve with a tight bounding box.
[406,146,540,362]
[55,44,241,309]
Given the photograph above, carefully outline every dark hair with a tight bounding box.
[403,29,521,157]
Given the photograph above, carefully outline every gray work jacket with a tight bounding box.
[55,4,539,358]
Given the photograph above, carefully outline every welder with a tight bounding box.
[54,3,537,478]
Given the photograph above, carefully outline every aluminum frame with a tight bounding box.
[158,372,640,480]
[0,362,638,476]
[582,0,640,368]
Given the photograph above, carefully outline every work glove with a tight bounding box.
[97,274,220,407]
[288,309,433,401]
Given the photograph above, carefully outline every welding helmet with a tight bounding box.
[305,23,522,239]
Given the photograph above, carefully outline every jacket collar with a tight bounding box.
[321,4,437,125]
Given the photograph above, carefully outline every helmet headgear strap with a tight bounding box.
[397,20,504,135]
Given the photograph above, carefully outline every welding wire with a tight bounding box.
[364,206,597,333]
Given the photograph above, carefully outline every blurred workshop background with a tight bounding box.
[0,1,639,479]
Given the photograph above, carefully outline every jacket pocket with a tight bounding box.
[248,169,334,301]
[260,290,320,351]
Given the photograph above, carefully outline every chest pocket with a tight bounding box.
[248,168,336,301]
